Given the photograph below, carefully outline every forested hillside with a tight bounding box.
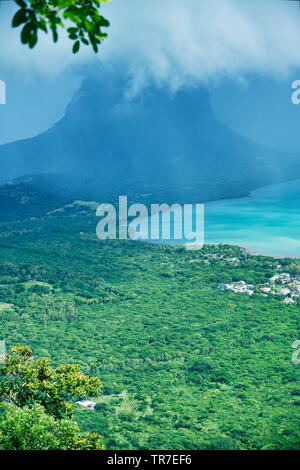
[0,184,299,450]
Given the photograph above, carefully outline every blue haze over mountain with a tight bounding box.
[0,74,299,200]
[209,77,300,153]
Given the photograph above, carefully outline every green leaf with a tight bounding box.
[15,0,27,8]
[21,23,33,44]
[38,19,47,33]
[72,40,80,53]
[29,30,38,48]
[67,27,78,34]
[52,28,58,43]
[12,9,27,28]
[92,42,98,53]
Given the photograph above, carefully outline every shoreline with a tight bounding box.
[140,238,300,260]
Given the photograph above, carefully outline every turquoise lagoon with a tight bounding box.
[144,179,300,258]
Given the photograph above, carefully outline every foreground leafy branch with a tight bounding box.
[12,0,111,53]
[0,344,105,449]
[0,344,103,419]
[0,402,105,450]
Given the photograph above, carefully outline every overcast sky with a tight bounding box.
[1,0,300,148]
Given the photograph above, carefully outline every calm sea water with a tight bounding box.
[144,179,300,258]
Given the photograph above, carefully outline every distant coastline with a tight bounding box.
[143,178,300,259]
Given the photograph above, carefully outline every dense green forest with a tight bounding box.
[0,182,299,450]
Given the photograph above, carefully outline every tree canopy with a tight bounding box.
[12,0,111,53]
[0,402,105,450]
[0,344,105,449]
[0,343,103,419]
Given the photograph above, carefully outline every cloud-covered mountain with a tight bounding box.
[0,78,299,200]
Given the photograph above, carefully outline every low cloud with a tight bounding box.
[1,0,300,89]
[103,0,300,93]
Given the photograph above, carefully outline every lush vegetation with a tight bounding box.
[0,182,299,449]
[0,344,104,449]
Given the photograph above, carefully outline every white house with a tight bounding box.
[76,400,96,410]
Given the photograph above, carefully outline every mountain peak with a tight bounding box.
[0,77,296,199]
